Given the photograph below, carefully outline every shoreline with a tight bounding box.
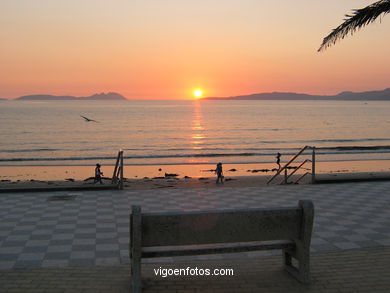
[1,160,390,181]
[1,172,390,191]
[1,161,390,191]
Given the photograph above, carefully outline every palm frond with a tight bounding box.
[318,0,390,52]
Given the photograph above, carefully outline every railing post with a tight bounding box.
[311,147,316,184]
[119,150,124,190]
[112,151,121,184]
[284,169,288,184]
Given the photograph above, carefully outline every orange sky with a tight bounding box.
[1,0,390,100]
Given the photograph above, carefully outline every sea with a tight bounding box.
[1,99,390,169]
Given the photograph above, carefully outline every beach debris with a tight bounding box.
[153,176,166,179]
[165,173,179,178]
[228,168,237,172]
[184,176,191,179]
[158,168,162,171]
[1,180,11,182]
[202,169,215,172]
[224,178,237,181]
[81,115,99,123]
[65,178,75,182]
[249,169,270,173]
[198,177,209,181]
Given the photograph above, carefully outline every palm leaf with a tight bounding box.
[318,0,390,52]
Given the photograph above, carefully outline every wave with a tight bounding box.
[1,145,390,162]
[261,138,390,144]
[0,148,63,153]
[320,146,390,151]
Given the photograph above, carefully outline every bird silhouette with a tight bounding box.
[81,115,99,123]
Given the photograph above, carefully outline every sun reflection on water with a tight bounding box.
[190,102,207,162]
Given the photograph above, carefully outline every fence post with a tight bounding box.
[112,151,121,184]
[284,168,288,184]
[311,147,316,184]
[119,150,124,190]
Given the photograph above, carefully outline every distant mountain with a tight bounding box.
[203,88,390,101]
[16,92,127,101]
[0,98,7,101]
[84,92,126,100]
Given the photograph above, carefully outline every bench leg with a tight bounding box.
[298,251,310,284]
[283,248,310,284]
[131,255,141,293]
[284,250,292,266]
[130,206,143,293]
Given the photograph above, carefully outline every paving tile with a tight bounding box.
[0,181,389,270]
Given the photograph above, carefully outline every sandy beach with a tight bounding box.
[1,166,389,191]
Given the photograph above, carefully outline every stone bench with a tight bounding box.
[130,200,314,292]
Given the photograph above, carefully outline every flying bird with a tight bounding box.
[80,115,99,123]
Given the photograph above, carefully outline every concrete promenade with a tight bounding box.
[0,181,389,292]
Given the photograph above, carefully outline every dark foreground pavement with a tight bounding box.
[1,246,389,293]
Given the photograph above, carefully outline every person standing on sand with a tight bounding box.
[276,152,281,170]
[94,163,104,184]
[215,162,224,184]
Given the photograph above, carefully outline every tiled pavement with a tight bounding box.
[0,181,389,270]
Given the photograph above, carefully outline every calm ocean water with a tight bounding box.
[0,100,390,166]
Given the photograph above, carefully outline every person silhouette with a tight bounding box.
[215,162,224,184]
[276,153,281,170]
[94,163,104,184]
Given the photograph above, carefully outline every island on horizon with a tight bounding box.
[202,88,390,101]
[14,92,127,101]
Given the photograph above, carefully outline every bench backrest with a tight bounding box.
[131,200,314,247]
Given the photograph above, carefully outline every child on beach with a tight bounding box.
[94,163,104,184]
[215,162,224,184]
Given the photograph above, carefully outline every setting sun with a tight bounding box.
[193,89,203,98]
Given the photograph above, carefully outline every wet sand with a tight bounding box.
[1,171,390,191]
[1,159,390,181]
[1,160,389,191]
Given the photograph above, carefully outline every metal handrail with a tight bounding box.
[267,145,309,184]
[282,159,310,183]
[294,172,309,184]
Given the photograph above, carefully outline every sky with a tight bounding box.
[1,0,390,100]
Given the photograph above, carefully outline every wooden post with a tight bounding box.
[284,168,288,184]
[311,147,316,184]
[112,151,121,184]
[119,150,124,190]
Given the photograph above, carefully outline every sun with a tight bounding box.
[193,89,203,99]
